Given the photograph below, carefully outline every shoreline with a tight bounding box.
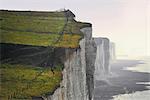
[94,58,150,100]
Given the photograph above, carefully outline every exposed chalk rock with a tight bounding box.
[81,27,96,100]
[94,37,110,81]
[110,42,116,62]
[44,27,96,100]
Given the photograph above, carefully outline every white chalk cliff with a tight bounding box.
[43,29,116,100]
[43,27,96,100]
[94,38,111,81]
[110,42,116,62]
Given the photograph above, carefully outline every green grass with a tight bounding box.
[0,10,65,33]
[0,10,91,48]
[0,10,91,100]
[0,29,81,48]
[0,63,62,100]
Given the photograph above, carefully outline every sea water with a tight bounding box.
[113,57,150,100]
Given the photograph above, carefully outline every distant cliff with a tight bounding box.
[94,38,110,81]
[93,37,116,84]
[110,42,116,62]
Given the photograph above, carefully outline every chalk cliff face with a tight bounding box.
[94,38,110,81]
[81,27,96,100]
[0,10,115,100]
[110,42,116,62]
[44,27,96,100]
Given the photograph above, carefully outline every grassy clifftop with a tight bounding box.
[0,10,91,99]
[0,10,91,48]
[0,64,62,100]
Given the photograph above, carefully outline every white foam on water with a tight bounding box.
[113,90,150,100]
[136,82,150,85]
[113,57,150,100]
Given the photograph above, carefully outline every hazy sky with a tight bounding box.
[0,0,150,57]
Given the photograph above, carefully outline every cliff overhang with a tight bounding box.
[0,10,91,48]
[0,9,93,100]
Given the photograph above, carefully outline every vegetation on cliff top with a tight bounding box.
[0,10,91,48]
[0,64,62,100]
[0,10,91,99]
[1,29,81,48]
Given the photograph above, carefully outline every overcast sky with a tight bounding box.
[0,0,150,57]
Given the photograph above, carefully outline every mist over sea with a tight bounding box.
[94,56,150,100]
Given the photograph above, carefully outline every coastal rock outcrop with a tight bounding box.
[44,27,96,100]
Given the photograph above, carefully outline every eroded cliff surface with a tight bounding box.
[44,27,96,100]
[94,38,110,81]
[0,10,95,100]
[1,10,114,100]
[110,42,116,62]
[81,27,96,100]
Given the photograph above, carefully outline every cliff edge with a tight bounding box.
[0,10,95,100]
